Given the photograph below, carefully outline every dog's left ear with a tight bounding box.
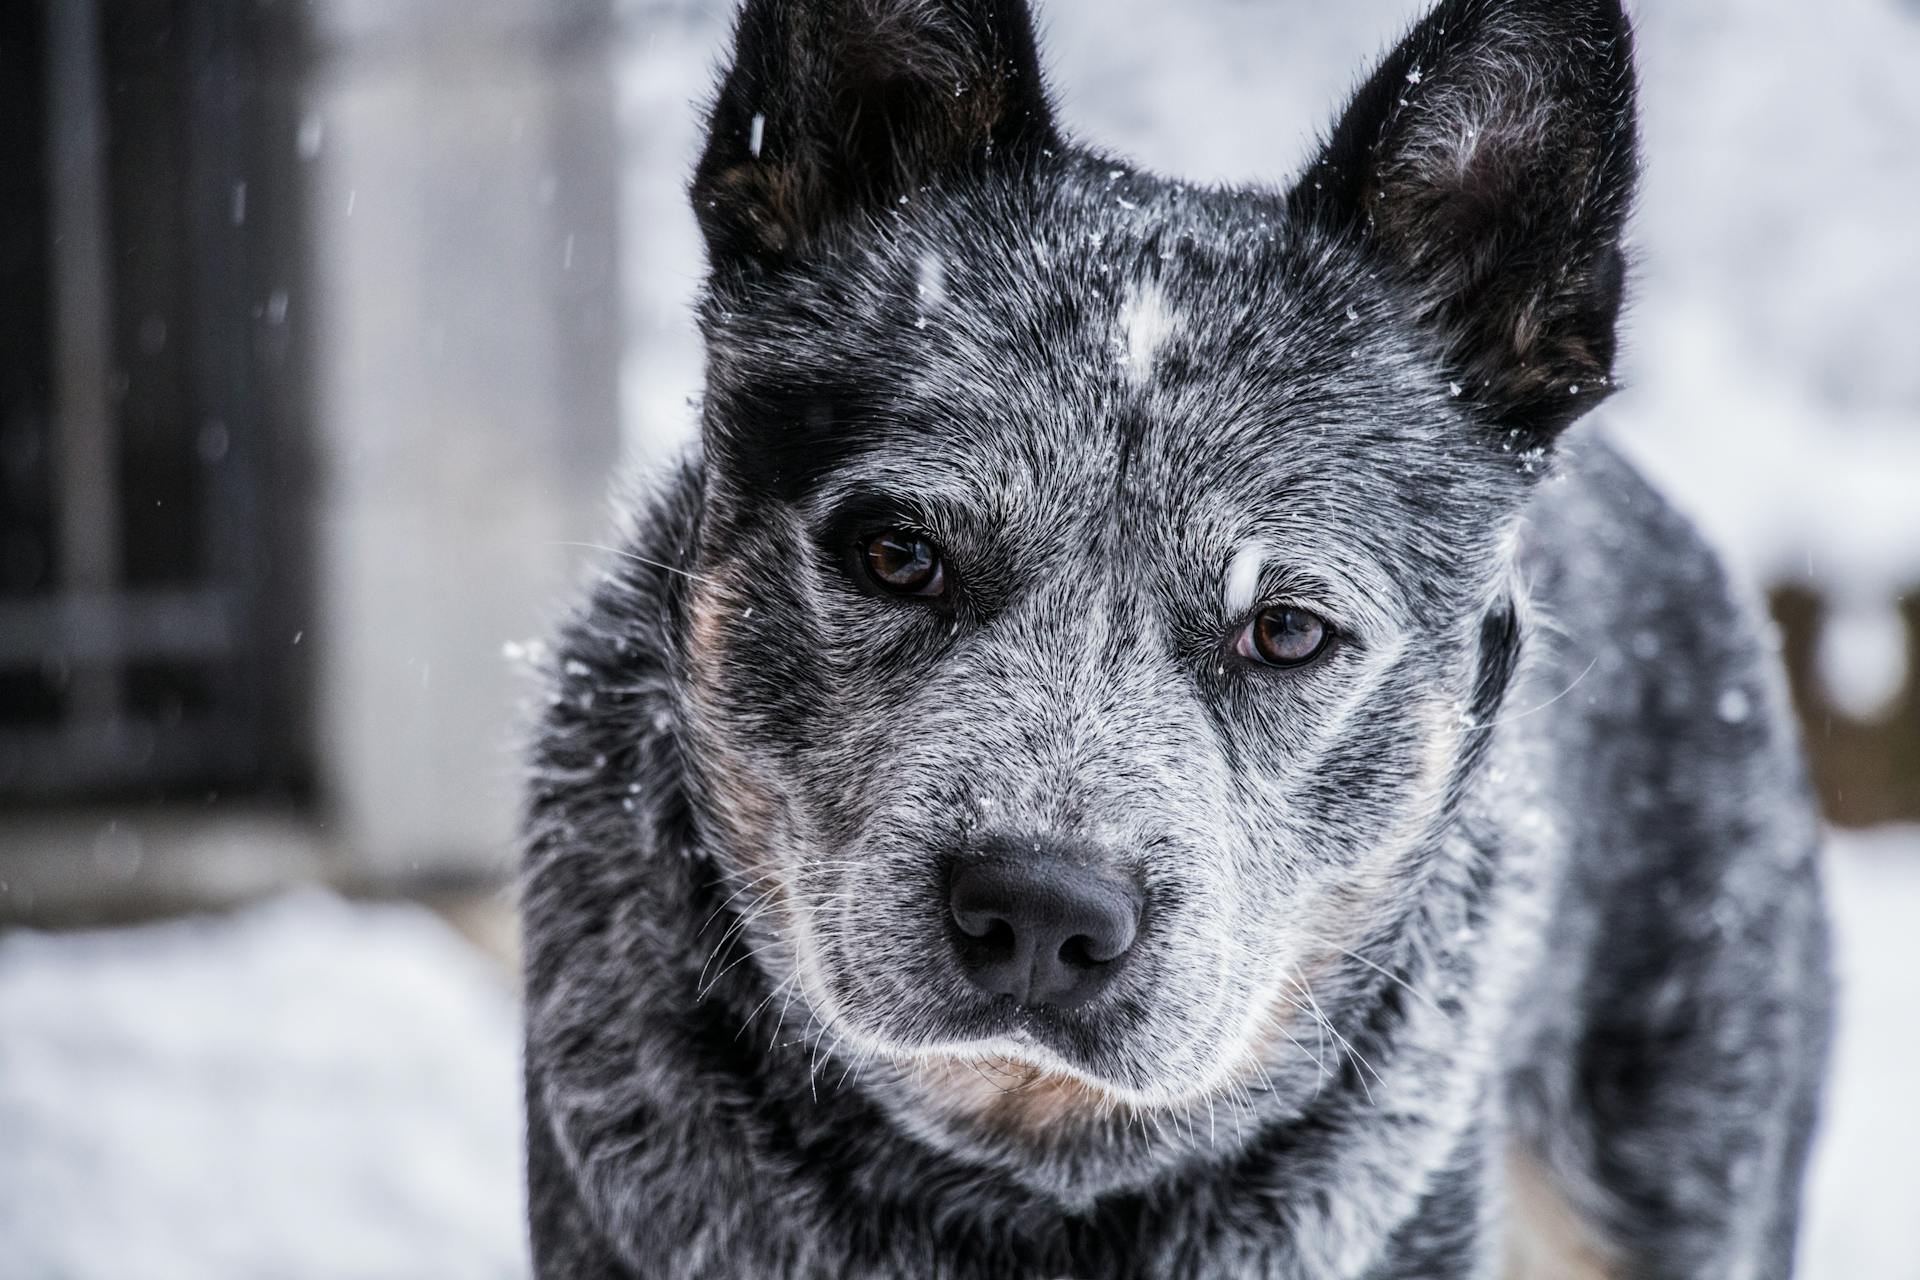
[692,0,1057,273]
[1291,0,1638,441]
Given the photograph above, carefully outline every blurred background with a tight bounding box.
[0,0,1914,1275]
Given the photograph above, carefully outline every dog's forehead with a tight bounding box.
[847,178,1495,530]
[717,169,1516,600]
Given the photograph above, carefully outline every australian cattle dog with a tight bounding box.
[520,1,1833,1274]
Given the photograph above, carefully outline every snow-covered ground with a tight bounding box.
[1,831,1915,1277]
[1804,829,1920,1278]
[0,894,526,1280]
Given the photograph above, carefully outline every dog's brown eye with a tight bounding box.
[1237,607,1331,668]
[863,530,946,597]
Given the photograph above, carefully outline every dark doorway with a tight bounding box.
[0,0,311,803]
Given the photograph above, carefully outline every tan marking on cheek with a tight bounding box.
[708,751,786,897]
[1240,700,1465,1083]
[1390,692,1468,842]
[915,1057,1123,1138]
[685,574,788,904]
[1243,943,1344,1079]
[1316,693,1465,923]
[1252,704,1462,1077]
[1503,1149,1618,1280]
[685,574,741,693]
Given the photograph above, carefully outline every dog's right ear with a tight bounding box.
[691,0,1057,273]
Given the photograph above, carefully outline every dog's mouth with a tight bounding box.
[809,953,1237,1108]
[912,997,1109,1067]
[889,1029,1179,1112]
[881,1013,1274,1127]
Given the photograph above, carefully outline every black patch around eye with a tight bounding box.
[709,381,883,505]
[818,490,917,554]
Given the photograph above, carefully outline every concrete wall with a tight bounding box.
[303,0,622,876]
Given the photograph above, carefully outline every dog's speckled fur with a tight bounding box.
[520,1,1832,1275]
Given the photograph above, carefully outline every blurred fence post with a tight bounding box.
[43,0,124,757]
[1772,586,1920,828]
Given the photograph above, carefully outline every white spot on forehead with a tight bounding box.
[1118,279,1175,389]
[748,113,765,159]
[1225,543,1265,614]
[916,252,947,309]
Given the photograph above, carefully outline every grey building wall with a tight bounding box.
[303,0,622,876]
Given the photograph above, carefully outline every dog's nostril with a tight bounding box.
[971,917,1017,956]
[952,903,1012,942]
[1057,934,1104,970]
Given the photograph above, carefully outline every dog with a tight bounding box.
[519,0,1833,1274]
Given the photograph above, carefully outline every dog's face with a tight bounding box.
[680,0,1634,1130]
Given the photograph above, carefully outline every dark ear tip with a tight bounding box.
[690,0,1056,268]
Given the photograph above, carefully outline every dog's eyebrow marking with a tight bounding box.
[1119,278,1175,388]
[1225,543,1265,614]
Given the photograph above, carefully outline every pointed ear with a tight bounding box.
[1291,0,1638,440]
[691,0,1057,271]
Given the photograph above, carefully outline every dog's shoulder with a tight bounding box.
[1516,428,1800,774]
[1512,425,1822,886]
[1509,420,1825,1010]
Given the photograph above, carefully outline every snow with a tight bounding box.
[1800,827,1920,1277]
[1,831,1915,1276]
[0,893,526,1280]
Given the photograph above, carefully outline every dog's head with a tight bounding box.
[678,0,1635,1138]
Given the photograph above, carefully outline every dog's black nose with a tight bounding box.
[947,853,1142,1009]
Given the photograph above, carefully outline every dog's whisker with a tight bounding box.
[1290,930,1445,1014]
[767,977,802,1045]
[550,540,718,586]
[1462,653,1601,734]
[736,968,801,1043]
[697,890,788,996]
[699,939,786,1002]
[1292,971,1385,1100]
